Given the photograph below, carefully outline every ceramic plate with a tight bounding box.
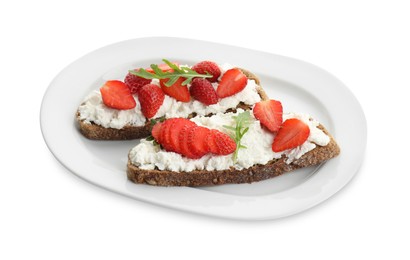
[40,37,366,220]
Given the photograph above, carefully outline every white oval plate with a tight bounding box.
[40,37,366,220]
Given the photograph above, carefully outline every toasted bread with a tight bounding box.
[77,68,268,140]
[126,125,340,186]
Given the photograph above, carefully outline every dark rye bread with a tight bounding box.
[127,126,340,186]
[77,68,267,140]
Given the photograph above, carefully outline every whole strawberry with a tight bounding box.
[124,70,152,95]
[191,61,221,82]
[138,84,165,118]
[189,78,218,105]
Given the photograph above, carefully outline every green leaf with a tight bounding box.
[130,59,213,87]
[164,76,179,87]
[224,111,253,163]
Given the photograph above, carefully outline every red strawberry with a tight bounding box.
[191,61,221,82]
[151,122,162,141]
[160,77,190,102]
[253,100,283,132]
[124,70,152,94]
[206,130,220,155]
[159,119,174,151]
[188,126,211,157]
[138,84,165,118]
[216,68,248,98]
[179,124,199,159]
[100,80,136,110]
[146,62,179,73]
[189,78,218,105]
[272,118,310,152]
[206,130,236,155]
[169,119,195,153]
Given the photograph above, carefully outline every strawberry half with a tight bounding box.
[272,118,310,152]
[160,77,190,102]
[191,61,221,82]
[138,84,165,118]
[216,68,248,98]
[100,80,136,110]
[189,78,218,105]
[253,100,283,132]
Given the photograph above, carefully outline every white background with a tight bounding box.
[1,0,409,259]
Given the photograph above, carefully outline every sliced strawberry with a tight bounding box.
[138,84,165,118]
[124,70,152,95]
[159,119,174,151]
[272,118,310,152]
[169,119,195,153]
[216,68,248,98]
[206,130,220,154]
[179,124,199,159]
[189,78,218,105]
[146,62,179,73]
[253,100,283,132]
[188,126,211,157]
[160,77,190,102]
[151,122,162,142]
[213,131,236,155]
[191,61,221,82]
[206,129,236,155]
[100,80,136,110]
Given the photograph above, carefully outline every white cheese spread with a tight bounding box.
[77,63,261,129]
[129,110,331,171]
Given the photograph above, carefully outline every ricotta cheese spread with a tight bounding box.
[129,110,331,172]
[77,63,261,129]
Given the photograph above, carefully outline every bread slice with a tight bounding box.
[127,124,340,187]
[77,68,268,140]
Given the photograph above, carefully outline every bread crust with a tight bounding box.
[126,126,340,186]
[76,68,267,140]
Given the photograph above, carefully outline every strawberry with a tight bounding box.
[124,70,152,94]
[179,124,200,159]
[188,126,211,157]
[253,100,283,132]
[146,62,179,73]
[100,80,136,110]
[189,78,218,105]
[206,130,220,155]
[138,84,165,118]
[160,77,190,102]
[159,119,174,151]
[216,68,248,98]
[191,61,221,82]
[169,119,195,153]
[206,130,236,155]
[151,122,162,141]
[272,118,310,152]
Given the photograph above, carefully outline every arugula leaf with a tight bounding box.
[129,59,212,87]
[223,111,253,162]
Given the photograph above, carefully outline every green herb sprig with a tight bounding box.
[130,59,212,87]
[223,111,253,162]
